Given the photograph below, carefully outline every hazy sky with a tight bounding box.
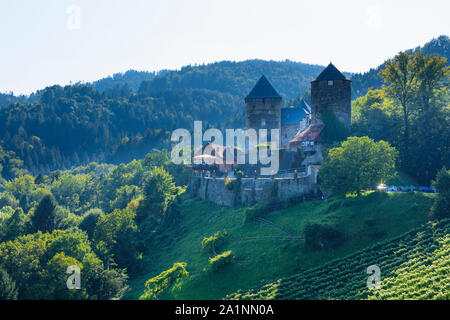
[0,0,448,94]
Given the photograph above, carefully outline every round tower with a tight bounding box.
[311,63,351,129]
[245,75,282,132]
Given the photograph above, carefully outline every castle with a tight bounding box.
[245,63,351,160]
[190,63,351,207]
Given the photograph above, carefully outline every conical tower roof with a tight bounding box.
[245,75,282,99]
[312,63,350,82]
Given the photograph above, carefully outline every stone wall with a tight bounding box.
[246,97,281,133]
[190,167,320,207]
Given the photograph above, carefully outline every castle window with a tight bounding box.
[328,80,334,86]
[261,119,266,126]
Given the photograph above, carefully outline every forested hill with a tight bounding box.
[91,70,162,93]
[138,60,325,101]
[351,35,450,98]
[0,60,326,178]
[90,35,449,101]
[0,85,244,179]
[0,93,28,108]
[88,60,325,101]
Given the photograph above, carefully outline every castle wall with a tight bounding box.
[190,167,319,207]
[301,144,324,166]
[311,79,351,128]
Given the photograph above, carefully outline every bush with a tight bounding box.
[429,168,450,221]
[244,203,269,224]
[209,250,234,272]
[224,177,234,191]
[225,172,243,192]
[201,230,228,254]
[304,223,346,250]
[139,262,188,300]
[282,195,303,209]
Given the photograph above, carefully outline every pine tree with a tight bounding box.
[31,194,63,232]
[0,267,18,300]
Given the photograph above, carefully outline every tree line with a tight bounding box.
[351,50,449,184]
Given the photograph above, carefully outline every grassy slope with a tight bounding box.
[228,219,450,300]
[126,191,435,300]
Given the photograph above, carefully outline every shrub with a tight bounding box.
[209,250,234,272]
[244,203,269,224]
[282,195,303,209]
[304,223,346,250]
[225,171,243,192]
[201,230,228,254]
[429,167,450,221]
[268,181,281,210]
[139,262,188,300]
[225,177,234,191]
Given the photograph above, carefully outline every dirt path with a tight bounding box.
[254,217,297,240]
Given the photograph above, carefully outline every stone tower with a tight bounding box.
[311,63,351,128]
[245,75,282,133]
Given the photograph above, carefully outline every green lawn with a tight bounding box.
[126,191,435,300]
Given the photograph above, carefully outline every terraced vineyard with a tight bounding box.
[228,219,450,300]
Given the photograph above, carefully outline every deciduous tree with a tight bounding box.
[319,136,398,196]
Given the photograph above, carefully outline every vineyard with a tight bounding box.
[126,192,436,299]
[227,218,450,300]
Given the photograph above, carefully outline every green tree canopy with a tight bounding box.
[319,136,398,196]
[0,267,18,300]
[0,230,127,300]
[31,194,66,232]
[136,167,184,229]
[379,50,449,177]
[93,208,140,271]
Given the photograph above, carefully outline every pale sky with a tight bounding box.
[0,0,448,95]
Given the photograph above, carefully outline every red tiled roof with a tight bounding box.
[289,124,324,148]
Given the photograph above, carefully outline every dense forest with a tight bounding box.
[0,93,28,108]
[0,152,190,299]
[91,70,160,93]
[0,85,242,178]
